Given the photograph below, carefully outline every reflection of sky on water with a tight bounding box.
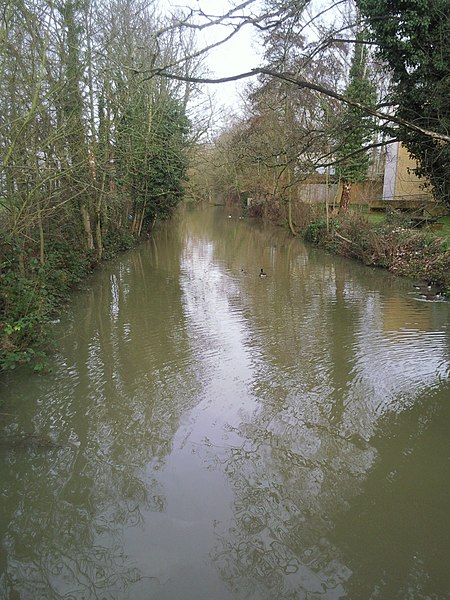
[0,208,448,599]
[342,294,448,437]
[173,211,449,599]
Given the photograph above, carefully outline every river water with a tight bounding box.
[0,205,449,600]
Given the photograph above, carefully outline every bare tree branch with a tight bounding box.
[259,68,450,143]
[151,66,450,143]
[316,138,398,169]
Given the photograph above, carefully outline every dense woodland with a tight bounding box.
[1,0,449,370]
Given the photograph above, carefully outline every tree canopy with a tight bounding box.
[357,0,450,205]
[163,0,449,208]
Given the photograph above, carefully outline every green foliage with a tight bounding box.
[116,91,190,232]
[334,30,377,184]
[0,274,51,372]
[143,99,191,223]
[357,0,450,207]
[102,229,137,260]
[42,240,94,298]
[383,208,413,230]
[0,230,135,372]
[0,236,86,371]
[304,219,328,243]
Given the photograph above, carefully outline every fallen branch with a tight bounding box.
[334,231,355,245]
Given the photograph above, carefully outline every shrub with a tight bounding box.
[301,210,450,294]
[0,228,137,373]
[102,228,137,259]
[304,219,328,243]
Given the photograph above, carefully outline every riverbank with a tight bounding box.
[244,199,449,297]
[0,229,138,372]
[299,208,450,297]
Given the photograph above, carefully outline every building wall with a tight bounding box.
[297,179,383,205]
[382,142,398,199]
[382,142,431,199]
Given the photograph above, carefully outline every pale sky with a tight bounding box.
[165,0,262,118]
[163,0,344,123]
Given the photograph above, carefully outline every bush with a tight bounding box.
[304,219,328,243]
[0,267,52,371]
[102,228,137,259]
[0,228,138,373]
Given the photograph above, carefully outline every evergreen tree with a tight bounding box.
[115,92,190,236]
[144,99,191,226]
[357,0,450,207]
[334,30,376,211]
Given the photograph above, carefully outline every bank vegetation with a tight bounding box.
[0,0,203,371]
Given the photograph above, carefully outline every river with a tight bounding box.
[1,205,449,600]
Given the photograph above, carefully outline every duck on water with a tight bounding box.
[413,282,444,301]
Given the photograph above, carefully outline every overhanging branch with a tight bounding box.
[152,67,450,144]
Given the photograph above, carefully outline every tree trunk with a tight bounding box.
[146,215,157,237]
[339,181,352,212]
[286,164,297,236]
[95,173,106,261]
[325,164,330,232]
[81,202,94,250]
[287,190,296,236]
[38,202,45,265]
[137,202,147,237]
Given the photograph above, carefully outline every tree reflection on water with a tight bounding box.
[1,207,448,599]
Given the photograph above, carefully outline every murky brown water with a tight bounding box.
[1,205,449,600]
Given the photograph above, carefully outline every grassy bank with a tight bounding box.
[299,208,450,296]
